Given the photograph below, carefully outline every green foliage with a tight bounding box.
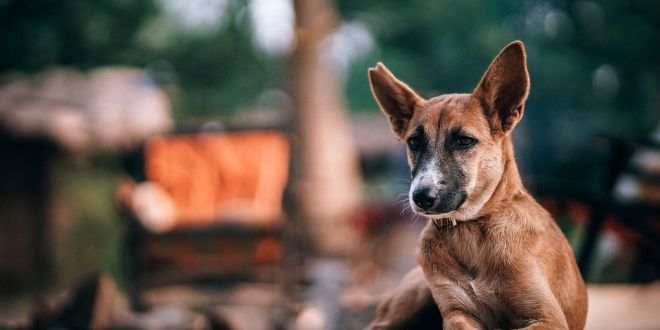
[1,0,658,175]
[0,0,284,118]
[0,0,157,71]
[150,13,285,118]
[338,0,660,177]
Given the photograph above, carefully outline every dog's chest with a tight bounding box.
[418,221,485,270]
[418,222,516,325]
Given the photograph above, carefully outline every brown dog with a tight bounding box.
[366,41,588,329]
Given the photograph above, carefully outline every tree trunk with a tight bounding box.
[290,0,363,255]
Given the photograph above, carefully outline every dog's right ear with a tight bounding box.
[369,63,424,139]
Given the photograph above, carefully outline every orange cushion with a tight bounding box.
[144,131,289,228]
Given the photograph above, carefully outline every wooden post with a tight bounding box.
[290,0,363,256]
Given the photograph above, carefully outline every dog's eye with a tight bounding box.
[456,136,477,148]
[407,136,421,149]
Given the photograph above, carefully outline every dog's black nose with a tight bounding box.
[412,187,437,210]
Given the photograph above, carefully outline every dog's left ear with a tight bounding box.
[473,41,530,134]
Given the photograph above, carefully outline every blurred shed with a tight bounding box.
[0,67,172,153]
[0,67,172,293]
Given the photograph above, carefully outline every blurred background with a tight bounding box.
[0,0,658,329]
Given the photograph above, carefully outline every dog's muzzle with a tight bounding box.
[411,186,468,214]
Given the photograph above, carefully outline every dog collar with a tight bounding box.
[432,218,457,231]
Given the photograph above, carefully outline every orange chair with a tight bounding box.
[118,129,291,307]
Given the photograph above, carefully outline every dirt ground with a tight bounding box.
[1,220,659,329]
[2,278,660,329]
[585,282,660,330]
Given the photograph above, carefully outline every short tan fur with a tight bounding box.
[366,41,588,330]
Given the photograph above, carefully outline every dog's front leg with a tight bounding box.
[418,235,483,329]
[515,305,568,330]
[442,311,482,330]
[508,274,570,330]
[427,283,482,330]
[519,322,567,330]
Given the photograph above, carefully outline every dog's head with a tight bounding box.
[368,41,530,220]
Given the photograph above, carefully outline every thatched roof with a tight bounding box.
[0,67,172,152]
